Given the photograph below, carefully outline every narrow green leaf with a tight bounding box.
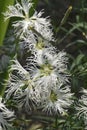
[0,0,15,46]
[57,22,87,44]
[60,6,72,26]
[75,54,84,65]
[70,54,84,71]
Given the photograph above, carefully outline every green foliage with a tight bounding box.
[70,53,87,94]
[0,0,15,46]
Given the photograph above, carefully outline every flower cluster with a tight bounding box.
[4,0,73,116]
[2,0,74,129]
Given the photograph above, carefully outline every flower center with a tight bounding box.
[40,64,53,76]
[50,90,57,102]
[36,42,44,50]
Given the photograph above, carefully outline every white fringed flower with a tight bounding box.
[5,59,40,110]
[14,86,40,111]
[26,51,69,89]
[41,86,73,115]
[4,0,33,19]
[0,97,14,130]
[76,89,87,118]
[76,88,87,129]
[4,0,53,40]
[23,35,55,56]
